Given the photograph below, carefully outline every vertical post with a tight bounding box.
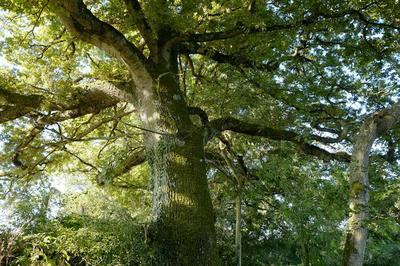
[235,187,242,266]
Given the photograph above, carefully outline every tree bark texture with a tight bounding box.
[141,72,219,265]
[342,104,400,266]
[133,64,218,265]
[147,130,218,265]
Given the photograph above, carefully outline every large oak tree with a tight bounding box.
[0,0,399,264]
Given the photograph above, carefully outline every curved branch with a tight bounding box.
[49,0,147,75]
[96,147,146,185]
[123,0,157,54]
[182,22,293,43]
[0,87,43,123]
[209,117,350,162]
[0,79,134,124]
[181,8,398,44]
[180,44,279,72]
[188,106,209,125]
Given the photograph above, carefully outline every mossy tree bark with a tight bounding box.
[141,71,218,265]
[342,104,400,266]
[147,130,218,265]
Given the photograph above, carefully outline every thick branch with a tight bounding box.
[50,0,147,75]
[78,80,135,104]
[123,0,157,54]
[0,87,43,123]
[96,147,146,185]
[209,117,350,162]
[0,81,133,124]
[183,22,293,43]
[0,87,42,106]
[181,45,279,71]
[182,8,398,44]
[188,106,209,125]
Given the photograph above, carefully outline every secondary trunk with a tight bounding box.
[219,140,243,266]
[235,189,242,266]
[342,104,400,266]
[341,118,375,266]
[302,240,310,266]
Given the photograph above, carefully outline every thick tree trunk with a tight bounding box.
[147,132,218,265]
[342,104,400,266]
[136,69,218,265]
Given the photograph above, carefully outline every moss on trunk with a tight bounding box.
[147,127,219,265]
